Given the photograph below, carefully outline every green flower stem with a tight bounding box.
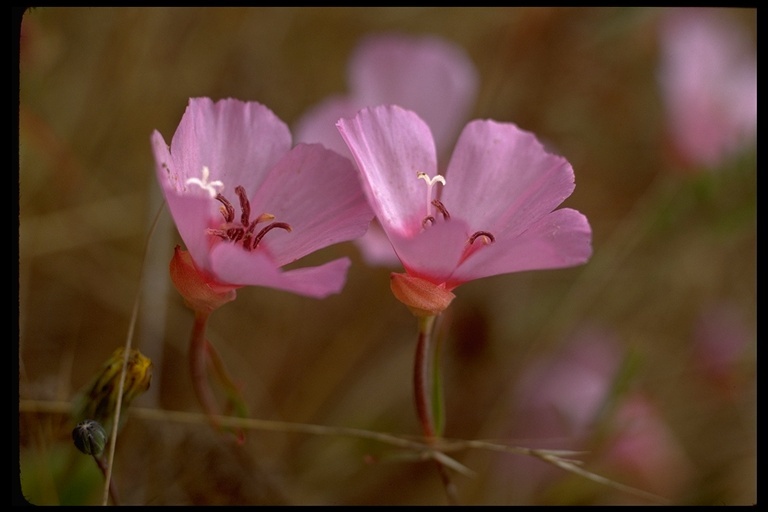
[431,319,446,437]
[206,334,250,437]
[413,314,457,504]
[414,315,437,439]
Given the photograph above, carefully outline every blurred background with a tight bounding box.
[17,7,756,505]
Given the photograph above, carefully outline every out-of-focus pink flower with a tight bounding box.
[512,326,622,443]
[296,34,479,266]
[151,97,373,299]
[691,301,753,398]
[337,105,592,306]
[658,8,756,170]
[491,326,622,502]
[497,328,691,503]
[600,392,693,501]
[296,33,478,160]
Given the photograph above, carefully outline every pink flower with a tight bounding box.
[494,326,622,500]
[151,97,373,299]
[336,105,592,302]
[601,392,693,500]
[295,33,479,266]
[296,33,478,160]
[658,8,756,170]
[513,326,622,442]
[691,301,753,398]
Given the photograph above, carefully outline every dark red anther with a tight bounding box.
[252,222,292,249]
[210,184,291,251]
[215,194,235,223]
[468,231,495,244]
[431,199,451,220]
[235,186,251,227]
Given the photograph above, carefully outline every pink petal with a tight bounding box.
[210,242,352,298]
[294,96,363,159]
[247,143,374,267]
[337,105,438,236]
[152,129,184,195]
[448,208,592,286]
[170,97,292,197]
[353,221,401,267]
[350,34,478,156]
[390,219,470,285]
[441,120,577,239]
[152,130,218,271]
[164,192,220,273]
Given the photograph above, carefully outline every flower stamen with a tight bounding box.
[468,231,495,245]
[252,222,292,249]
[235,186,251,227]
[240,214,275,249]
[215,194,236,223]
[209,186,289,251]
[458,230,496,265]
[431,199,451,220]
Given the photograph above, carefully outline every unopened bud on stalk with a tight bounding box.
[72,419,108,456]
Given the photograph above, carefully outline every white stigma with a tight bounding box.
[186,166,224,198]
[417,172,446,215]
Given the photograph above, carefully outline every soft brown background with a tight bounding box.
[18,7,756,505]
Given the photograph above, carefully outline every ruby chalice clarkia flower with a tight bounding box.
[337,105,592,311]
[152,97,373,437]
[154,98,373,300]
[337,105,592,476]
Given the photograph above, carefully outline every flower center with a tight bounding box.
[416,172,495,258]
[205,184,291,251]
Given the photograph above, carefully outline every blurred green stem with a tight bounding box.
[414,315,437,439]
[414,314,457,504]
[431,317,446,437]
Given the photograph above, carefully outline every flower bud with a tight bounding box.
[169,245,238,313]
[72,419,108,456]
[73,348,153,434]
[390,272,455,317]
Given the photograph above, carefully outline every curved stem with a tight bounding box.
[189,310,220,428]
[189,310,246,442]
[206,338,249,420]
